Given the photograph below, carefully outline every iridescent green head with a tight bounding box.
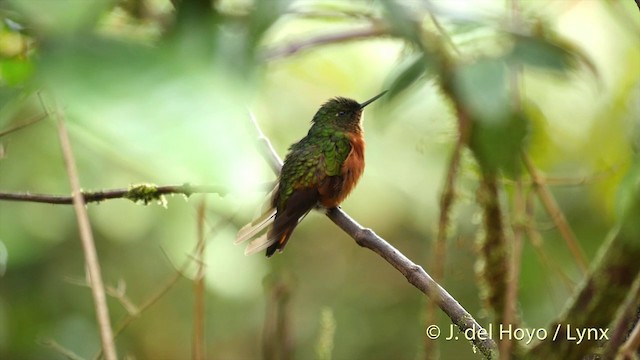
[311,91,387,132]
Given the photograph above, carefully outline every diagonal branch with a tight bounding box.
[522,153,589,273]
[0,112,48,137]
[40,339,85,360]
[248,114,498,359]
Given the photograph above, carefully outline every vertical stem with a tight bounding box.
[192,200,207,360]
[500,3,523,356]
[263,280,293,360]
[425,137,463,360]
[478,174,508,326]
[56,110,117,360]
[500,181,525,359]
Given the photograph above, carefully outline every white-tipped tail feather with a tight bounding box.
[235,185,279,255]
[234,208,276,245]
[243,233,278,255]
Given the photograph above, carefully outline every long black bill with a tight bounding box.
[359,90,388,109]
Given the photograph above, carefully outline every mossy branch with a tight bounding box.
[528,175,640,358]
[0,183,268,205]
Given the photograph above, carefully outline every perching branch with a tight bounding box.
[248,114,498,359]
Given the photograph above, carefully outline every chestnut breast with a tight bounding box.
[318,133,365,208]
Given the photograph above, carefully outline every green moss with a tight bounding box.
[124,183,167,207]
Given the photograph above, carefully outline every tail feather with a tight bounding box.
[265,226,295,257]
[244,233,278,255]
[234,207,276,244]
[235,184,278,245]
[237,186,318,257]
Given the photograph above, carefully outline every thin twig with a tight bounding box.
[65,277,139,316]
[53,104,117,360]
[111,271,184,339]
[262,24,390,61]
[192,200,207,360]
[0,112,48,137]
[524,190,575,299]
[526,227,575,293]
[522,152,589,273]
[95,211,239,360]
[248,113,498,359]
[40,339,86,360]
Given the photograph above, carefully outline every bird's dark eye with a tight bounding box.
[336,111,345,117]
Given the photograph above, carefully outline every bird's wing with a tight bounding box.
[321,132,352,176]
[265,187,318,256]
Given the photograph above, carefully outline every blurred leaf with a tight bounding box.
[7,0,112,35]
[3,18,25,32]
[384,52,433,101]
[0,30,26,58]
[523,99,552,161]
[448,19,485,37]
[1,59,33,86]
[293,0,375,20]
[0,86,23,112]
[378,0,421,45]
[616,159,640,240]
[508,35,574,71]
[506,32,598,78]
[243,0,288,71]
[167,0,218,61]
[248,0,288,48]
[452,58,527,177]
[452,58,509,121]
[469,110,528,178]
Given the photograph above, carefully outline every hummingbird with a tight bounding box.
[236,91,387,257]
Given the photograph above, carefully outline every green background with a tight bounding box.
[0,0,638,359]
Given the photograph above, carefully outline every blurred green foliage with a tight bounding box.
[0,0,638,359]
